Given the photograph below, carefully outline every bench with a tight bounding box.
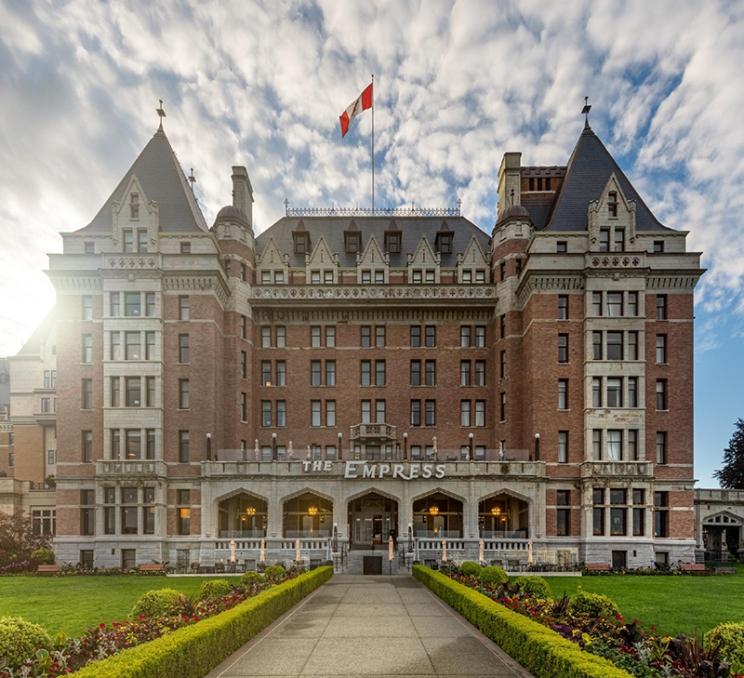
[138,563,165,572]
[37,564,60,574]
[714,567,737,575]
[679,563,707,574]
[585,563,611,572]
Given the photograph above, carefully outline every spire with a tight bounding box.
[156,99,166,132]
[581,96,592,130]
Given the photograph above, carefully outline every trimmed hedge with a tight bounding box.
[69,566,332,678]
[413,565,631,678]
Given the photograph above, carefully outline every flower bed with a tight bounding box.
[417,563,739,678]
[0,565,332,677]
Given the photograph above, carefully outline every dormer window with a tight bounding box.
[599,229,610,252]
[613,228,625,252]
[293,232,309,255]
[344,231,361,253]
[385,231,401,253]
[608,191,618,217]
[375,270,385,284]
[361,270,371,284]
[436,232,453,254]
[180,242,191,254]
[653,240,665,253]
[84,241,95,254]
[261,271,271,284]
[310,270,321,284]
[556,241,568,254]
[123,229,134,253]
[137,229,148,253]
[130,193,139,219]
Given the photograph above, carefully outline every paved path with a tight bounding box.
[206,575,531,678]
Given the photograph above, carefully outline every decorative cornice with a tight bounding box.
[516,273,584,307]
[163,273,230,305]
[253,306,494,323]
[45,274,103,291]
[646,274,702,290]
[104,254,161,270]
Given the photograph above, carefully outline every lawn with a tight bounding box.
[0,575,228,636]
[546,567,744,637]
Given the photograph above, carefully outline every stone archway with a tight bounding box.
[347,490,399,548]
[411,491,464,538]
[477,492,530,538]
[282,491,333,538]
[216,491,268,538]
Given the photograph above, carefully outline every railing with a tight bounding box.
[213,537,332,558]
[285,205,461,217]
[581,461,653,478]
[96,459,167,477]
[218,530,266,539]
[414,530,463,539]
[479,530,528,539]
[349,423,397,440]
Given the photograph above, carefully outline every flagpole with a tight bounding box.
[371,73,375,214]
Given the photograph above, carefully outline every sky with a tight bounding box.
[1,0,743,487]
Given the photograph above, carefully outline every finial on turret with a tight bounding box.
[188,168,196,188]
[156,99,166,130]
[582,96,592,129]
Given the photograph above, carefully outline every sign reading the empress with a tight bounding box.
[302,460,447,480]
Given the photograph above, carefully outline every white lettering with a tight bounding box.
[409,464,420,479]
[379,463,390,477]
[302,460,312,472]
[422,464,433,479]
[435,464,446,479]
[362,464,377,478]
[312,460,323,471]
[323,460,333,472]
[344,461,362,478]
[392,464,408,480]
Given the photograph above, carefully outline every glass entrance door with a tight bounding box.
[348,493,398,548]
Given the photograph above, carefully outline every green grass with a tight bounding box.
[0,575,228,636]
[546,568,744,637]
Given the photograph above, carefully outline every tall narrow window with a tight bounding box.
[82,430,93,463]
[82,379,93,409]
[607,191,618,217]
[474,360,486,386]
[310,326,321,348]
[460,400,471,427]
[558,295,568,320]
[276,326,286,347]
[607,430,623,461]
[656,334,667,364]
[375,325,385,348]
[424,360,436,386]
[656,431,668,464]
[607,292,623,317]
[360,360,371,386]
[277,400,287,427]
[627,291,639,316]
[375,360,386,386]
[654,491,669,537]
[558,431,568,463]
[557,334,569,363]
[499,350,506,379]
[146,376,155,407]
[361,326,372,348]
[610,489,627,536]
[628,429,639,460]
[474,326,486,347]
[240,392,247,421]
[628,377,638,408]
[81,334,93,363]
[327,400,337,426]
[627,331,639,360]
[591,291,602,316]
[82,295,93,320]
[592,377,602,407]
[424,400,436,426]
[110,376,120,407]
[656,379,668,410]
[178,295,189,320]
[474,400,486,427]
[178,379,189,409]
[557,379,568,410]
[326,326,336,347]
[178,334,189,363]
[311,360,322,387]
[592,331,603,360]
[593,488,605,535]
[276,360,287,386]
[179,431,190,462]
[557,490,570,536]
[632,488,645,536]
[500,392,506,421]
[125,376,141,406]
[410,326,421,348]
[309,400,321,427]
[460,326,471,347]
[326,360,336,386]
[606,377,623,407]
[410,360,421,386]
[424,325,436,347]
[606,331,623,360]
[592,430,602,460]
[656,294,667,320]
[261,400,272,427]
[410,400,421,426]
[613,228,625,252]
[599,229,610,252]
[460,361,471,386]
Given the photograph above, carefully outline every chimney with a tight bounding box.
[497,152,521,218]
[231,166,254,228]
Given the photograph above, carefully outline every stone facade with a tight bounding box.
[28,118,709,570]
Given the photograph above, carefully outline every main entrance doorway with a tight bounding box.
[348,492,398,548]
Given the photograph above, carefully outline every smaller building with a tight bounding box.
[695,488,744,562]
[0,477,56,536]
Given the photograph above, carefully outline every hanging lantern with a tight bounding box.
[307,505,319,516]
[428,505,440,516]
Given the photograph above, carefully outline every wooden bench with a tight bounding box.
[585,563,611,572]
[37,564,60,575]
[138,563,165,572]
[679,563,707,574]
[714,567,737,575]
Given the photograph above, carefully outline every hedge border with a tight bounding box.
[69,566,332,678]
[413,565,632,678]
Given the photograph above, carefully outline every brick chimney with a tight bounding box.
[231,166,254,228]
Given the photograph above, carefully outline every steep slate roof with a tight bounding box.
[79,127,207,233]
[256,216,490,268]
[544,125,670,232]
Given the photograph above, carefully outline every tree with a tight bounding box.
[0,512,50,569]
[714,418,744,489]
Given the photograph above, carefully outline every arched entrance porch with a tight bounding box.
[478,493,530,538]
[217,492,268,538]
[347,491,399,548]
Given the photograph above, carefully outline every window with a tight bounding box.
[627,291,638,316]
[599,229,610,252]
[410,360,422,386]
[261,326,271,348]
[375,325,385,348]
[656,294,667,320]
[410,400,421,426]
[613,228,625,252]
[557,490,570,536]
[80,490,95,535]
[410,326,421,347]
[111,430,121,459]
[656,379,668,410]
[608,191,618,217]
[558,431,568,463]
[558,295,568,320]
[261,361,272,386]
[179,295,189,320]
[240,315,247,339]
[606,331,623,360]
[375,399,385,424]
[632,489,645,536]
[178,334,189,363]
[499,261,506,281]
[460,400,471,427]
[125,429,141,459]
[43,369,56,388]
[500,392,506,421]
[81,334,93,363]
[627,331,639,360]
[261,400,272,427]
[81,295,93,320]
[557,379,568,410]
[110,291,121,316]
[129,192,139,219]
[437,232,452,254]
[123,331,140,360]
[178,379,189,409]
[311,360,322,387]
[375,360,386,386]
[654,491,669,537]
[460,326,471,347]
[592,429,602,460]
[294,232,309,254]
[361,400,372,424]
[47,448,56,465]
[125,377,141,406]
[277,400,287,427]
[556,240,567,254]
[123,229,134,252]
[499,314,506,338]
[180,242,191,254]
[424,399,436,426]
[460,361,471,386]
[311,270,321,284]
[424,360,436,386]
[607,430,623,461]
[606,377,623,407]
[592,377,602,407]
[360,360,371,386]
[656,431,668,464]
[653,240,665,253]
[656,334,667,364]
[591,291,602,316]
[412,270,422,284]
[239,351,247,379]
[84,241,95,254]
[326,326,336,347]
[344,231,361,253]
[136,229,148,253]
[628,429,639,460]
[607,292,623,317]
[474,360,486,386]
[275,326,286,347]
[327,400,337,426]
[475,326,486,347]
[82,430,93,462]
[311,400,322,427]
[462,270,472,284]
[261,270,271,284]
[592,331,603,360]
[360,326,372,348]
[311,326,321,348]
[628,377,638,408]
[82,378,93,409]
[146,429,155,459]
[325,445,337,460]
[326,360,336,386]
[124,292,141,317]
[499,350,506,379]
[177,489,191,535]
[424,325,436,347]
[514,260,521,277]
[593,488,605,535]
[240,392,247,421]
[557,333,568,363]
[385,231,401,253]
[610,489,627,536]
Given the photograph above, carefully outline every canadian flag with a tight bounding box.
[339,82,373,137]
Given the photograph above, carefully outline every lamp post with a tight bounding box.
[534,432,541,461]
[337,431,343,461]
[206,432,212,461]
[468,431,474,460]
[403,432,408,460]
[271,432,277,461]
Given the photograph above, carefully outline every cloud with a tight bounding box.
[0,0,743,355]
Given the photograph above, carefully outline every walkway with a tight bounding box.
[206,574,531,677]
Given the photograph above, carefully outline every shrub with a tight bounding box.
[130,588,184,619]
[569,590,620,620]
[0,616,52,670]
[460,561,482,577]
[513,576,551,599]
[240,571,264,588]
[199,579,232,600]
[263,564,286,582]
[413,566,631,678]
[69,567,333,678]
[706,622,744,673]
[30,547,55,565]
[480,565,508,587]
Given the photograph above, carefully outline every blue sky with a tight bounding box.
[1,1,742,486]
